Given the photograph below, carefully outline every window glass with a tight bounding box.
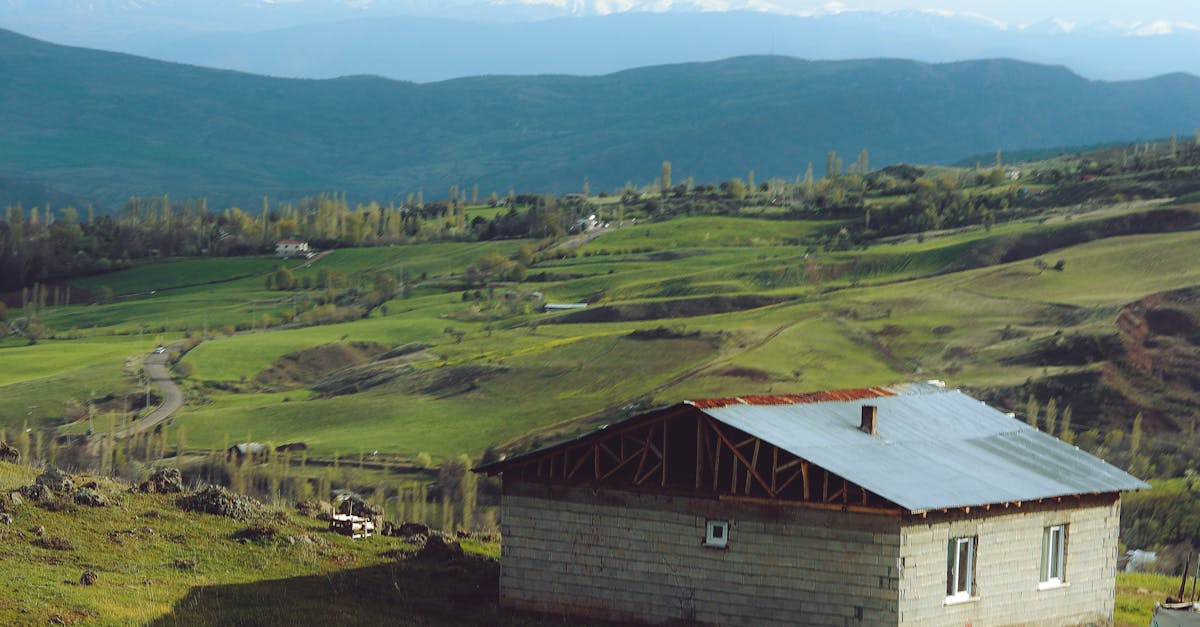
[947,536,975,599]
[1041,525,1066,584]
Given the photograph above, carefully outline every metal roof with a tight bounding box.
[696,386,1148,512]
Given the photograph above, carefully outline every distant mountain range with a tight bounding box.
[4,2,1200,82]
[2,28,1200,211]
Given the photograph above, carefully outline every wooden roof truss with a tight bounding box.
[496,407,902,514]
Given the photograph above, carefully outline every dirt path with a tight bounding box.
[108,342,187,439]
[541,225,615,258]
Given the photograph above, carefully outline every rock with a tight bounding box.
[396,522,430,538]
[139,468,183,494]
[7,492,22,509]
[18,483,53,503]
[172,558,197,571]
[417,533,464,561]
[0,441,19,464]
[295,499,333,518]
[31,525,45,536]
[177,485,264,521]
[73,488,108,507]
[0,513,12,525]
[34,535,74,551]
[80,570,98,585]
[35,467,75,493]
[231,523,278,544]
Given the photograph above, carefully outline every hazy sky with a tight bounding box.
[807,1,1200,25]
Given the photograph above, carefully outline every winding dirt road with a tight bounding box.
[114,342,186,438]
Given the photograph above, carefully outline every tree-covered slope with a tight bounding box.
[2,28,1200,209]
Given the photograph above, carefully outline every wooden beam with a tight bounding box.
[712,437,721,492]
[777,466,804,493]
[745,440,761,495]
[801,462,810,501]
[634,461,662,486]
[598,441,620,464]
[598,449,642,481]
[777,457,805,472]
[771,447,779,493]
[705,418,774,497]
[661,416,668,487]
[633,423,654,483]
[718,494,904,517]
[567,446,591,479]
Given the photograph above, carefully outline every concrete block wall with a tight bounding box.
[500,482,902,626]
[897,497,1120,626]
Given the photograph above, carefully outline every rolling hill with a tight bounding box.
[3,28,1200,210]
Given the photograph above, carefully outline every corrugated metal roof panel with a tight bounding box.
[701,389,1148,511]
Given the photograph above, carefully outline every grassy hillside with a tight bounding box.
[0,462,591,626]
[5,27,1200,208]
[0,460,1181,625]
[1,151,1199,624]
[5,199,1195,462]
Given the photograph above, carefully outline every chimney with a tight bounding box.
[860,405,878,436]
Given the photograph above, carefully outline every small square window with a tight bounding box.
[705,520,729,548]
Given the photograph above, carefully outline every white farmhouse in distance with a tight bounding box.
[275,239,312,259]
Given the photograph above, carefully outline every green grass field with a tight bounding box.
[0,200,1196,464]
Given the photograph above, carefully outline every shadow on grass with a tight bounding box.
[147,555,613,626]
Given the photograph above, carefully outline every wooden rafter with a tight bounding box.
[492,405,903,515]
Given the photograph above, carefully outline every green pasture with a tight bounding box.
[952,231,1200,307]
[8,198,1200,459]
[0,336,152,429]
[176,334,720,457]
[579,216,828,253]
[70,257,281,296]
[292,240,527,280]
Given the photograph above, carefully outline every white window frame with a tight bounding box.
[1040,524,1067,589]
[946,536,976,602]
[704,520,729,548]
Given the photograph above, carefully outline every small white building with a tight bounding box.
[275,239,311,259]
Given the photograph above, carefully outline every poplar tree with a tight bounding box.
[1025,395,1039,430]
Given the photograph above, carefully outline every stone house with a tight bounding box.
[476,383,1146,625]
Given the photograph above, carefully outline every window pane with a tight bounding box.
[947,540,956,595]
[1049,527,1062,579]
[957,539,971,595]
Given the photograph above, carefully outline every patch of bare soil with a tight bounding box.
[983,286,1200,437]
[709,366,773,382]
[255,342,391,390]
[313,362,507,399]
